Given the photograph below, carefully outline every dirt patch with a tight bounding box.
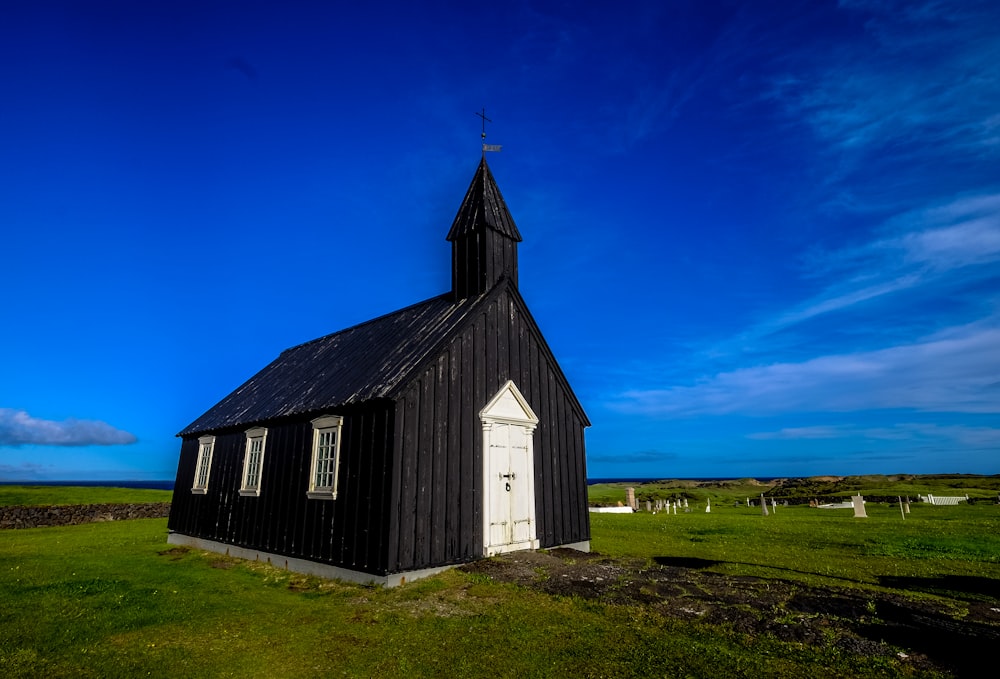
[156,547,190,560]
[460,549,999,677]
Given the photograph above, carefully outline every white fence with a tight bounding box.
[919,494,967,505]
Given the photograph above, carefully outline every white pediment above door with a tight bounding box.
[480,380,539,426]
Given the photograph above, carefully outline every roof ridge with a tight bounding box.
[280,292,453,355]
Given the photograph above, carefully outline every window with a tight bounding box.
[307,415,343,499]
[192,435,215,494]
[239,427,268,497]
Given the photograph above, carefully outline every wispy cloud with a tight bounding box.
[0,409,137,447]
[588,449,678,465]
[748,423,1000,446]
[614,321,1000,417]
[771,1,1000,160]
[0,462,48,476]
[742,192,1000,342]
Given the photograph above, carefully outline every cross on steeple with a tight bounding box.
[475,107,492,141]
[476,108,503,154]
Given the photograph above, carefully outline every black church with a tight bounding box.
[167,156,591,585]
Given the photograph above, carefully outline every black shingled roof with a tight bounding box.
[446,156,522,242]
[179,158,583,437]
[178,289,494,436]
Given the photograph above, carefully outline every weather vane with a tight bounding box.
[476,107,502,154]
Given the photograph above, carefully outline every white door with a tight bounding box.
[481,381,539,556]
[487,422,533,547]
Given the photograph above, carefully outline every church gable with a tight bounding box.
[388,280,589,572]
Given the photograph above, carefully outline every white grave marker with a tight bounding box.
[852,494,867,518]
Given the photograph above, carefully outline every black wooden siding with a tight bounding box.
[387,285,589,573]
[168,403,396,576]
[451,228,519,301]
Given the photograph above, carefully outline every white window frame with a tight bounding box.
[239,427,268,497]
[192,435,215,494]
[307,415,343,500]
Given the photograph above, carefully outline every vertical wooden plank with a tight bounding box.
[497,297,510,384]
[446,338,462,561]
[386,398,406,573]
[461,323,477,558]
[372,405,394,574]
[432,353,449,564]
[295,421,314,558]
[563,410,579,543]
[486,301,499,397]
[538,348,555,546]
[398,386,419,571]
[357,409,374,569]
[552,375,567,545]
[416,369,435,568]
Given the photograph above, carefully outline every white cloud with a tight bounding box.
[0,409,137,447]
[615,322,1000,417]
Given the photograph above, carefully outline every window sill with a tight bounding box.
[239,488,261,497]
[306,490,337,500]
[191,488,208,495]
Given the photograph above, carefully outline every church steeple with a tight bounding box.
[447,157,522,301]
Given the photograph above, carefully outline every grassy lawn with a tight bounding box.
[0,485,172,507]
[1,519,891,679]
[1,483,996,677]
[591,502,1000,596]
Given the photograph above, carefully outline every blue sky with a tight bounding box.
[2,0,998,482]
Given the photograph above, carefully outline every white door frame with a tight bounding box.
[480,380,540,556]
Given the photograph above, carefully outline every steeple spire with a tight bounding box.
[447,157,522,301]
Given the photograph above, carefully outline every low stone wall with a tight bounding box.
[0,502,172,529]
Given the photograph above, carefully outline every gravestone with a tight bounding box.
[760,493,769,516]
[852,494,867,518]
[626,487,636,511]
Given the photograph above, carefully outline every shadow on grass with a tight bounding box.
[856,599,999,676]
[653,554,865,585]
[877,574,1000,600]
[652,556,723,569]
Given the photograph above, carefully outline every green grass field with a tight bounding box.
[0,485,172,507]
[591,502,999,591]
[1,482,996,678]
